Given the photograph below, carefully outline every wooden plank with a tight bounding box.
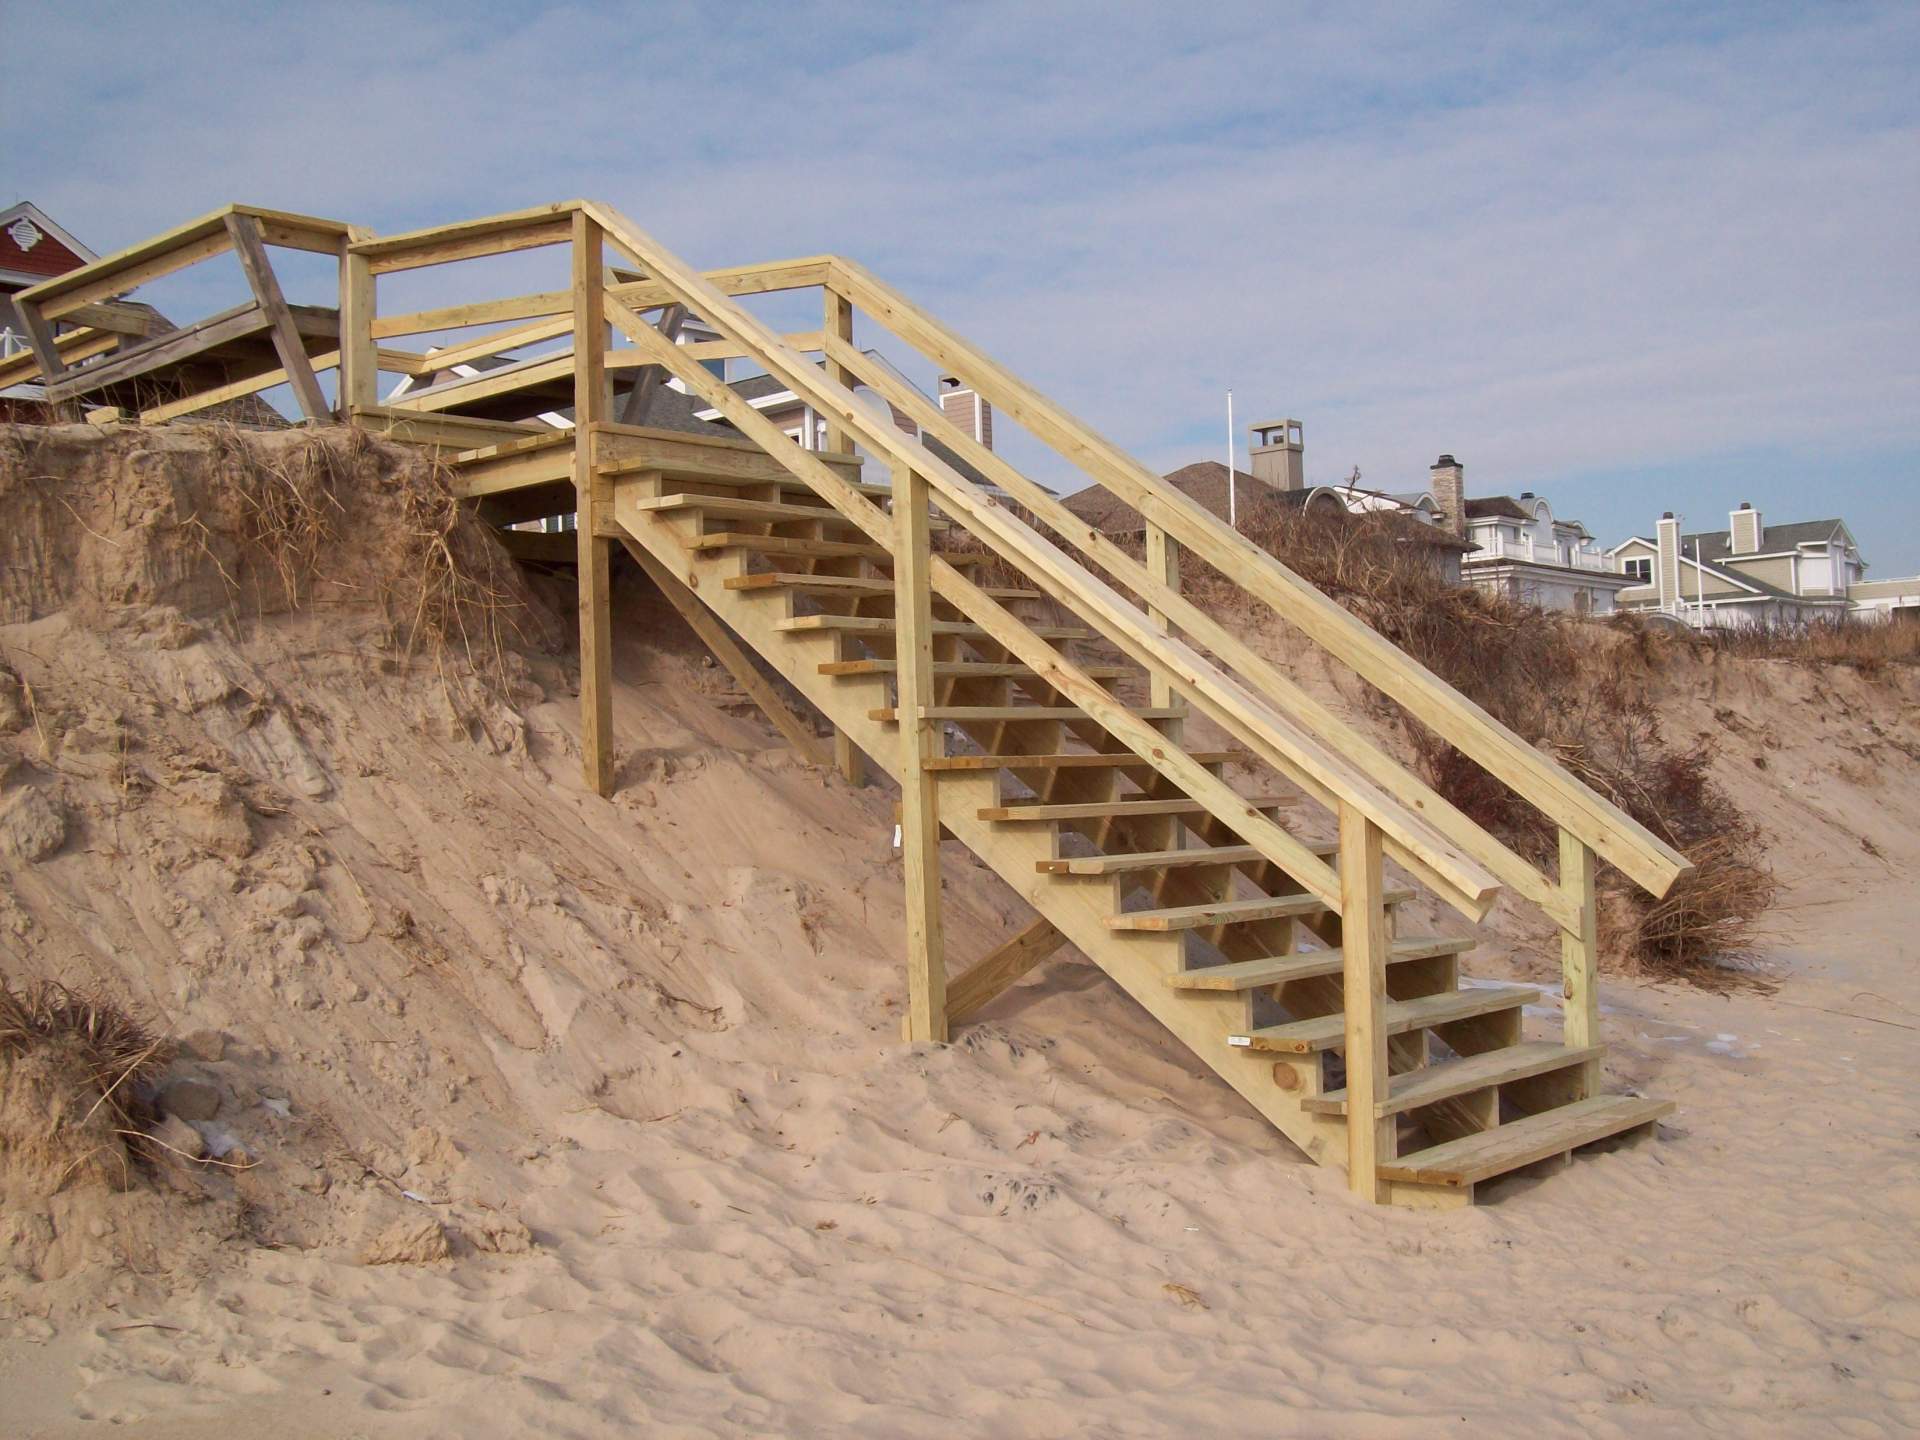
[18,211,234,318]
[1169,936,1470,993]
[43,303,271,401]
[879,704,1183,723]
[616,302,684,427]
[390,350,575,414]
[980,794,1284,822]
[628,493,859,526]
[946,916,1066,1024]
[1109,886,1412,933]
[353,203,577,273]
[225,214,328,421]
[0,324,118,388]
[349,404,545,449]
[823,660,1132,679]
[1340,804,1393,1202]
[1378,1095,1672,1187]
[895,464,947,1042]
[822,287,857,455]
[54,300,170,337]
[823,335,1533,927]
[676,328,826,362]
[926,750,1232,771]
[1039,842,1333,877]
[793,616,1087,641]
[1230,984,1539,1055]
[415,314,573,375]
[10,297,71,388]
[834,730,866,788]
[728,573,1038,600]
[373,290,574,338]
[605,258,832,312]
[830,259,1688,902]
[141,347,344,424]
[1559,830,1602,1099]
[1303,1041,1604,1119]
[573,212,614,798]
[1145,523,1179,708]
[684,533,988,565]
[618,538,830,766]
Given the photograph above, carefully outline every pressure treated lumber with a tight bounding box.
[924,751,1234,772]
[573,212,614,798]
[979,795,1286,823]
[1108,888,1413,934]
[1039,842,1333,876]
[1169,936,1471,991]
[1378,1095,1672,1187]
[946,917,1068,1024]
[1339,804,1393,1201]
[1302,1041,1603,1118]
[1231,984,1539,1054]
[820,660,1133,680]
[894,463,947,1042]
[877,705,1183,724]
[225,213,329,421]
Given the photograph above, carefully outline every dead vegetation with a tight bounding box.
[1703,615,1920,675]
[1187,508,1778,983]
[0,980,173,1195]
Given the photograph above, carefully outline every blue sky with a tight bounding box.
[6,1,1917,569]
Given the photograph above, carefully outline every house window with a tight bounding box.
[1622,557,1652,583]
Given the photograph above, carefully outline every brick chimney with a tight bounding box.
[1249,419,1304,490]
[1430,454,1466,538]
[938,375,992,449]
[1730,501,1762,555]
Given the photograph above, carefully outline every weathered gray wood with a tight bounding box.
[43,303,266,400]
[615,302,686,426]
[225,213,330,421]
[11,295,68,386]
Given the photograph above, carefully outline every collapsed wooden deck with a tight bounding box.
[5,201,1692,1205]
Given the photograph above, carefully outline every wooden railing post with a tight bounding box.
[823,284,865,786]
[572,209,615,798]
[1339,801,1392,1203]
[1559,828,1601,1097]
[336,232,377,419]
[1145,522,1180,710]
[894,461,947,1042]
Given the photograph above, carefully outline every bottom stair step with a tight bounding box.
[1378,1094,1674,1188]
[1301,1040,1604,1117]
[1229,983,1538,1054]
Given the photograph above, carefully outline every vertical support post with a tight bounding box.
[1339,802,1392,1203]
[572,209,615,798]
[895,462,947,1043]
[336,232,377,418]
[1559,828,1601,1097]
[823,282,866,785]
[1145,522,1180,709]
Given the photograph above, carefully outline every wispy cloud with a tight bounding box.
[6,1,1917,565]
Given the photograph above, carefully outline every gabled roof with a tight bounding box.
[1463,496,1533,521]
[1685,518,1853,560]
[0,202,97,290]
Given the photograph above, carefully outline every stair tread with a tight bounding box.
[1302,1040,1604,1116]
[1229,984,1539,1054]
[822,660,1134,679]
[1111,888,1413,932]
[783,615,1089,639]
[602,459,887,497]
[632,493,950,529]
[927,751,1234,772]
[980,794,1287,822]
[682,532,991,566]
[1040,842,1332,876]
[879,705,1184,723]
[1169,936,1471,991]
[1378,1094,1673,1187]
[729,572,1040,600]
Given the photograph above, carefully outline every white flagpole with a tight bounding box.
[1226,389,1236,528]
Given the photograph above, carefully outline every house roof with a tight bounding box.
[1676,550,1846,605]
[0,202,97,291]
[1463,496,1533,521]
[1062,462,1473,550]
[1684,518,1852,560]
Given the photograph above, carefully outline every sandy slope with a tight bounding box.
[2,426,1917,1437]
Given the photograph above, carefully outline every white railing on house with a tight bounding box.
[1474,533,1610,572]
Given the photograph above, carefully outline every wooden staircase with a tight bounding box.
[15,199,1692,1207]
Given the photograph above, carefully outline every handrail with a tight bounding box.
[829,257,1690,902]
[584,201,1499,918]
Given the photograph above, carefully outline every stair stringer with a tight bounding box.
[613,496,1389,1187]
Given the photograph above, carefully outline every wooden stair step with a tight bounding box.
[821,659,1132,679]
[1110,888,1413,933]
[1229,984,1539,1054]
[1302,1040,1604,1117]
[1378,1094,1674,1188]
[1039,841,1333,876]
[682,532,990,566]
[1168,936,1471,991]
[631,493,949,530]
[600,458,891,499]
[926,751,1235,772]
[729,572,1040,601]
[785,616,1089,640]
[979,794,1286,822]
[878,704,1184,724]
